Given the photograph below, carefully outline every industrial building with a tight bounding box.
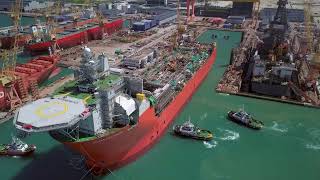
[145,0,177,6]
[152,11,177,25]
[225,16,245,25]
[24,1,54,12]
[195,1,256,18]
[0,0,54,11]
[260,8,305,24]
[131,6,177,31]
[122,48,156,69]
[0,0,32,11]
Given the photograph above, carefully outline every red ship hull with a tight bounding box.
[0,34,32,49]
[25,32,89,54]
[25,19,124,54]
[0,55,59,110]
[59,49,217,174]
[14,55,60,92]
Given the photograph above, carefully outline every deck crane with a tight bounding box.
[0,0,24,110]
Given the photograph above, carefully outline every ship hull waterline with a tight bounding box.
[54,49,217,175]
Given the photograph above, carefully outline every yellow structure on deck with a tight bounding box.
[136,93,146,101]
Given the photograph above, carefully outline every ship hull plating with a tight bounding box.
[25,19,124,54]
[59,49,217,174]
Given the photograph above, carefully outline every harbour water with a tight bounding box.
[0,14,42,28]
[0,17,320,180]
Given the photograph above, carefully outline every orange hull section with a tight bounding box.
[14,55,60,93]
[60,49,217,174]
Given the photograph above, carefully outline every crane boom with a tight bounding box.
[1,0,22,79]
[304,0,313,54]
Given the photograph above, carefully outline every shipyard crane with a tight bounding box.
[172,0,186,50]
[43,0,62,53]
[84,0,106,31]
[0,0,24,110]
[291,0,320,69]
[84,0,103,23]
[186,0,196,23]
[288,0,320,105]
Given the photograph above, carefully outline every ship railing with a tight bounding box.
[155,87,175,115]
[15,115,82,133]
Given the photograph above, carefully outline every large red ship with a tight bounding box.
[25,19,123,54]
[65,49,216,174]
[14,28,216,175]
[0,18,98,50]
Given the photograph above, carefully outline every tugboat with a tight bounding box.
[173,120,213,141]
[0,137,36,157]
[227,109,264,130]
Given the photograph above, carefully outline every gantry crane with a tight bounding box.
[291,0,320,70]
[44,0,62,53]
[0,0,24,110]
[173,0,185,49]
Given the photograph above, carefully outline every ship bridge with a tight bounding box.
[14,96,87,133]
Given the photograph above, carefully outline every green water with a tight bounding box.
[0,27,320,179]
[0,14,43,28]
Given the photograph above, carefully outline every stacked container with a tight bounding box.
[132,22,147,31]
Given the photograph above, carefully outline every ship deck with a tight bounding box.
[56,22,100,38]
[53,73,122,105]
[15,96,87,132]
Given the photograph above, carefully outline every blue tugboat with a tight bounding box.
[227,109,263,130]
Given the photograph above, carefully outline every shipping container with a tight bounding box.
[132,22,147,31]
[150,19,157,27]
[223,23,233,29]
[142,20,152,29]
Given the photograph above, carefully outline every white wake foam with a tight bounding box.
[304,128,320,151]
[200,113,208,121]
[307,128,320,141]
[218,93,230,96]
[306,143,320,151]
[216,129,240,141]
[203,140,218,149]
[268,121,288,133]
